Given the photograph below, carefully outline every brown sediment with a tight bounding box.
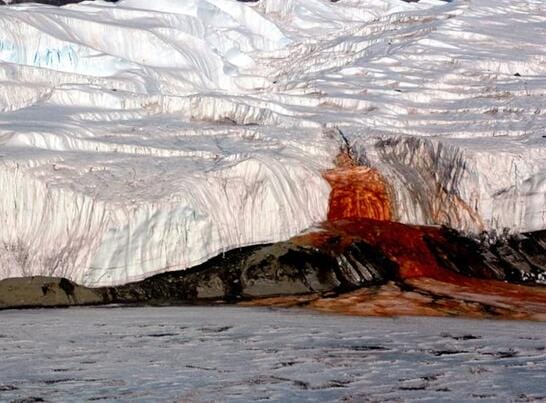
[5,152,542,318]
[406,277,546,315]
[270,152,546,319]
[293,219,455,280]
[319,152,515,281]
[309,277,546,320]
[297,218,546,303]
[319,153,440,279]
[304,219,546,319]
[245,279,546,321]
[245,209,546,319]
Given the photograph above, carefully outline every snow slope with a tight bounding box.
[0,0,544,286]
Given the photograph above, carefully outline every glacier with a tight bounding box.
[0,0,544,286]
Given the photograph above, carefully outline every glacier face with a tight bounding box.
[0,0,544,286]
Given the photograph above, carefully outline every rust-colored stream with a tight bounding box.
[323,153,392,222]
[245,155,546,320]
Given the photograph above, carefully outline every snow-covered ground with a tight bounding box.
[0,306,545,402]
[0,0,544,286]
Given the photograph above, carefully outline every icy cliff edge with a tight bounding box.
[0,0,544,286]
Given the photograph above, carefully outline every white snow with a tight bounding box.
[0,0,544,285]
[1,307,546,402]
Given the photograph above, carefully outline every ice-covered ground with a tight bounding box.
[0,0,544,285]
[0,306,545,402]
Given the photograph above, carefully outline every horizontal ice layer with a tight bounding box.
[0,0,544,285]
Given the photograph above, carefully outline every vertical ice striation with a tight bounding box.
[0,0,544,285]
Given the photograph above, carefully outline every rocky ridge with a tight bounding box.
[2,223,545,320]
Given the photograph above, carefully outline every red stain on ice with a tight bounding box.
[323,153,392,222]
[313,153,546,318]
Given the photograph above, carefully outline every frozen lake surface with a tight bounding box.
[1,307,546,402]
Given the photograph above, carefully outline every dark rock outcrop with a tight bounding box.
[0,225,544,311]
[110,238,396,305]
[0,276,106,309]
[425,228,546,285]
[0,236,396,309]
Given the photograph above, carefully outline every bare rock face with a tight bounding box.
[425,229,546,285]
[109,237,396,305]
[0,277,105,309]
[240,240,394,297]
[1,222,545,317]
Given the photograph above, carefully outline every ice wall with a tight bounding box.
[0,126,333,286]
[0,0,544,285]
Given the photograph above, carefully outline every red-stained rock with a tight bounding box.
[295,152,546,319]
[3,150,544,319]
